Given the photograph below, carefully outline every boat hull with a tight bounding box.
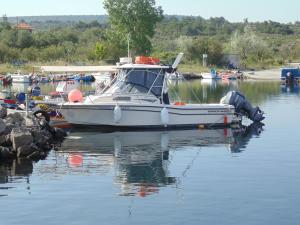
[201,73,220,79]
[60,103,236,128]
[11,76,31,83]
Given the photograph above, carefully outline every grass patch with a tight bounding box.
[0,63,36,74]
[178,63,224,74]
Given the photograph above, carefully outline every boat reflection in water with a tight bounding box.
[281,82,299,94]
[0,123,263,197]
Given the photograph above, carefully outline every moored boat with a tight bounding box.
[68,74,95,82]
[201,69,220,79]
[166,71,184,80]
[0,74,12,85]
[9,72,31,83]
[59,54,265,128]
[220,70,243,80]
[281,68,300,85]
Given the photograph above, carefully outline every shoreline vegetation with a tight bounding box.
[1,13,300,76]
[0,61,282,74]
[0,62,283,80]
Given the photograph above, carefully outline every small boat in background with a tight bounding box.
[0,90,17,107]
[68,74,95,82]
[201,69,220,79]
[281,68,300,84]
[9,72,31,83]
[48,74,68,82]
[39,76,50,83]
[201,69,243,80]
[0,74,12,85]
[92,72,113,83]
[220,70,243,80]
[166,71,184,80]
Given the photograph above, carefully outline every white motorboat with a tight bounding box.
[92,72,113,83]
[9,72,31,83]
[59,54,264,128]
[166,71,184,80]
[201,69,221,79]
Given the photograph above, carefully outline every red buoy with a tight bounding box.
[68,89,83,103]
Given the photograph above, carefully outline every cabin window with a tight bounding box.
[124,69,164,96]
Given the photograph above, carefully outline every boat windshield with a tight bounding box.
[106,68,165,97]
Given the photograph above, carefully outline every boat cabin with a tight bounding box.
[281,68,300,81]
[105,64,172,104]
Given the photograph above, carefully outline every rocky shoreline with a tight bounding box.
[0,106,67,161]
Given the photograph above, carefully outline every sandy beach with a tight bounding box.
[244,68,281,80]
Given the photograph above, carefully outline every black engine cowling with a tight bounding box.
[221,91,265,122]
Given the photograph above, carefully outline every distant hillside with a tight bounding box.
[6,14,188,24]
[7,15,108,23]
[7,15,108,30]
[6,14,189,30]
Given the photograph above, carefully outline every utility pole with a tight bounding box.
[203,54,208,67]
[127,33,131,58]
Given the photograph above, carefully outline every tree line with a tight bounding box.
[1,6,300,69]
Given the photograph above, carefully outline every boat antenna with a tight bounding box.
[171,53,184,71]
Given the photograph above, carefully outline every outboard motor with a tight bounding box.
[286,72,294,85]
[221,91,265,122]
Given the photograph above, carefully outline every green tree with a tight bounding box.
[278,41,300,63]
[0,44,20,62]
[16,30,34,49]
[0,14,11,31]
[94,42,106,60]
[40,45,65,62]
[22,47,39,62]
[103,0,163,55]
[181,36,223,65]
[231,25,269,68]
[0,43,9,62]
[0,29,18,48]
[33,32,59,48]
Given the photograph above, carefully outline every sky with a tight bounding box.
[0,0,299,23]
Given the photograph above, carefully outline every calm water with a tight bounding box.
[1,80,300,225]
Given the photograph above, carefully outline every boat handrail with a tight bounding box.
[111,92,158,99]
[147,68,164,97]
[99,67,166,100]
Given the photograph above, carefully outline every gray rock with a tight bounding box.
[3,123,13,135]
[4,117,14,125]
[24,116,37,127]
[41,129,53,138]
[27,151,44,160]
[5,114,16,124]
[54,128,67,141]
[0,119,6,134]
[6,112,24,125]
[0,135,6,145]
[5,134,12,146]
[28,143,41,153]
[11,129,33,152]
[0,106,7,119]
[31,129,52,144]
[0,147,15,160]
[41,144,52,151]
[14,112,24,123]
[17,145,35,158]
